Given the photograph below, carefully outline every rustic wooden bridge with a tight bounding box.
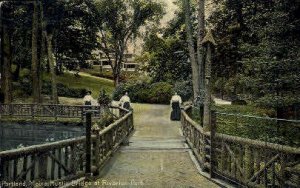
[0,103,299,187]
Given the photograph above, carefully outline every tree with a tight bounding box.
[95,0,164,86]
[197,0,205,102]
[31,1,42,103]
[41,0,69,104]
[41,0,98,103]
[209,0,300,118]
[142,32,191,83]
[183,0,199,98]
[1,2,13,104]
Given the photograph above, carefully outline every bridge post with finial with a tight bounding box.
[202,29,216,132]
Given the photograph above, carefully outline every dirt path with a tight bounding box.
[91,104,219,188]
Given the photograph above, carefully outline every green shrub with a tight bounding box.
[173,81,193,102]
[96,112,117,129]
[148,82,173,104]
[17,77,32,96]
[98,89,111,107]
[42,81,87,98]
[113,81,174,104]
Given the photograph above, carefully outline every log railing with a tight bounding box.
[0,107,134,186]
[0,104,103,120]
[181,106,300,188]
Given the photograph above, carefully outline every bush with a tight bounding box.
[17,77,32,96]
[113,81,174,104]
[148,82,173,104]
[232,99,247,105]
[173,81,193,102]
[42,82,87,98]
[98,89,111,107]
[96,112,117,129]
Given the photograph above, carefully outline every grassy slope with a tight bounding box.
[44,72,115,99]
[13,69,115,104]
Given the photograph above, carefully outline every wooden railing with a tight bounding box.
[0,104,103,120]
[181,106,300,188]
[0,107,134,186]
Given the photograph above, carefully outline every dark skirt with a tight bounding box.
[170,102,181,121]
[123,102,131,110]
[85,101,91,105]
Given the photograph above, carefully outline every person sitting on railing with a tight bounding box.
[83,91,96,105]
[119,92,131,110]
[170,92,182,121]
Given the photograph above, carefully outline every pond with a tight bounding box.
[0,122,85,152]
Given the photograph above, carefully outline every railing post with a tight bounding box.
[92,123,100,176]
[279,153,286,187]
[85,112,92,178]
[0,158,5,181]
[81,107,84,122]
[54,104,58,121]
[9,103,13,116]
[210,110,216,178]
[31,104,34,120]
[38,153,48,180]
[245,145,254,181]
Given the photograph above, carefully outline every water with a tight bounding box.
[0,122,85,151]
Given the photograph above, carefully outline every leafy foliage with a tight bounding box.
[95,0,164,84]
[113,81,174,104]
[209,0,300,118]
[97,89,111,107]
[189,105,299,147]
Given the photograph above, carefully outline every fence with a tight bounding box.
[0,107,134,186]
[181,106,300,187]
[0,104,103,120]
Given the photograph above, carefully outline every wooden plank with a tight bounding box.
[224,144,244,176]
[70,145,76,174]
[279,153,286,187]
[0,136,86,158]
[48,152,70,175]
[248,154,279,183]
[22,156,28,180]
[64,146,69,177]
[1,158,9,181]
[30,155,36,181]
[38,152,48,180]
[215,133,300,154]
[16,157,36,181]
[58,148,62,179]
[13,159,18,180]
[51,150,56,180]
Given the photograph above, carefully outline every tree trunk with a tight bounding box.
[0,0,3,95]
[13,63,21,81]
[114,74,120,87]
[197,0,205,102]
[2,20,12,104]
[46,33,58,104]
[112,63,120,86]
[183,0,200,99]
[32,2,42,103]
[203,43,212,132]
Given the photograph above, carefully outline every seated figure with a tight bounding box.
[83,91,94,105]
[119,92,131,110]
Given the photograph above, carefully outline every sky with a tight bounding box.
[160,0,178,26]
[131,0,215,54]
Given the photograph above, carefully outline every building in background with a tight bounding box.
[88,50,139,72]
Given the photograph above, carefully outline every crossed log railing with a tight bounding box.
[0,107,134,187]
[181,106,300,188]
[0,104,104,120]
